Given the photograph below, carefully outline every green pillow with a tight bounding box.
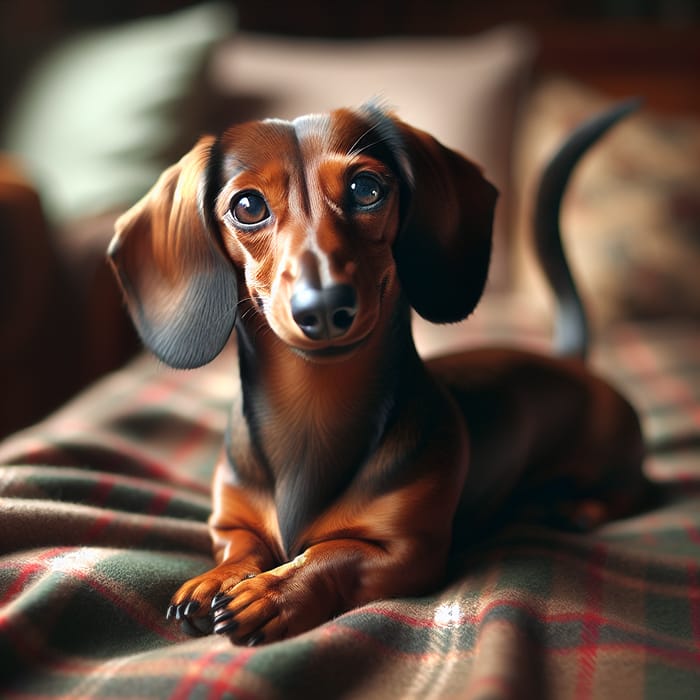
[2,2,235,224]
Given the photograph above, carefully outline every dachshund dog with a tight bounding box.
[108,101,650,645]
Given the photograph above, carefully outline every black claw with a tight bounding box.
[166,605,175,621]
[211,593,233,611]
[183,600,200,617]
[213,608,236,624]
[214,618,239,635]
[246,633,264,647]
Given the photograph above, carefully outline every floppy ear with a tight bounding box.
[389,118,498,323]
[107,136,238,369]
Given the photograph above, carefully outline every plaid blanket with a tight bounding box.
[1,313,699,699]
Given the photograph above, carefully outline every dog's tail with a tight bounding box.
[533,99,641,360]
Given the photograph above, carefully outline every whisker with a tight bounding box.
[349,136,392,158]
[346,122,383,158]
[240,306,259,322]
[250,319,273,344]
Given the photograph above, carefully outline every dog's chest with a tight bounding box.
[254,396,374,551]
[232,327,405,553]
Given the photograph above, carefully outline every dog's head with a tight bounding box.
[108,104,497,369]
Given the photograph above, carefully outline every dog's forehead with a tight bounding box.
[219,119,296,169]
[220,109,386,166]
[292,109,378,154]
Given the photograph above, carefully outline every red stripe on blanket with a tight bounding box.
[574,544,607,700]
[689,563,700,667]
[205,650,259,700]
[61,560,181,642]
[173,422,218,464]
[2,550,180,645]
[354,584,700,668]
[550,640,700,668]
[147,487,175,516]
[82,512,114,543]
[0,547,71,606]
[104,435,211,494]
[169,646,257,700]
[85,473,115,507]
[685,519,700,545]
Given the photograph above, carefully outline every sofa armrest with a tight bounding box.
[0,155,56,353]
[0,156,139,437]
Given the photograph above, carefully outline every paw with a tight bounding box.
[166,564,260,637]
[210,572,289,645]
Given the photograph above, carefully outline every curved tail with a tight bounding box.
[533,98,641,360]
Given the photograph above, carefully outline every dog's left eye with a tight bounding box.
[349,173,385,209]
[230,192,270,226]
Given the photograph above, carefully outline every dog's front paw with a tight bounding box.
[210,571,291,645]
[167,564,261,637]
[210,555,338,645]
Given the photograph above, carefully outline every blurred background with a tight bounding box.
[1,0,699,437]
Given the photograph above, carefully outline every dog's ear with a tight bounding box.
[387,116,498,323]
[108,136,237,369]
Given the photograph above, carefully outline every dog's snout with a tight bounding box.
[291,283,357,341]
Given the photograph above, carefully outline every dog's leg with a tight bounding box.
[208,487,458,645]
[196,390,469,645]
[166,455,281,635]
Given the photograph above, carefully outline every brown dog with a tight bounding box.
[108,102,649,645]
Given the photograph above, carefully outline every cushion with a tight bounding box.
[1,2,235,225]
[513,77,700,325]
[207,25,536,289]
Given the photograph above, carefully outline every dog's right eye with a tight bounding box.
[349,173,385,210]
[230,192,270,227]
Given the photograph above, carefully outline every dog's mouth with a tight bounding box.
[290,335,369,363]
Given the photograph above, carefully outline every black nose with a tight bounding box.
[291,283,357,340]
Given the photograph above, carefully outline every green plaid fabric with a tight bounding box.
[1,313,698,699]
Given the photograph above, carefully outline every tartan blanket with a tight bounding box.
[1,314,699,699]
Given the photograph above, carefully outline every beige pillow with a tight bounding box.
[207,26,535,290]
[514,77,700,325]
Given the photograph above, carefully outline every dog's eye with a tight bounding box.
[349,173,385,209]
[230,192,270,226]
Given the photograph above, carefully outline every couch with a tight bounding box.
[1,4,699,697]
